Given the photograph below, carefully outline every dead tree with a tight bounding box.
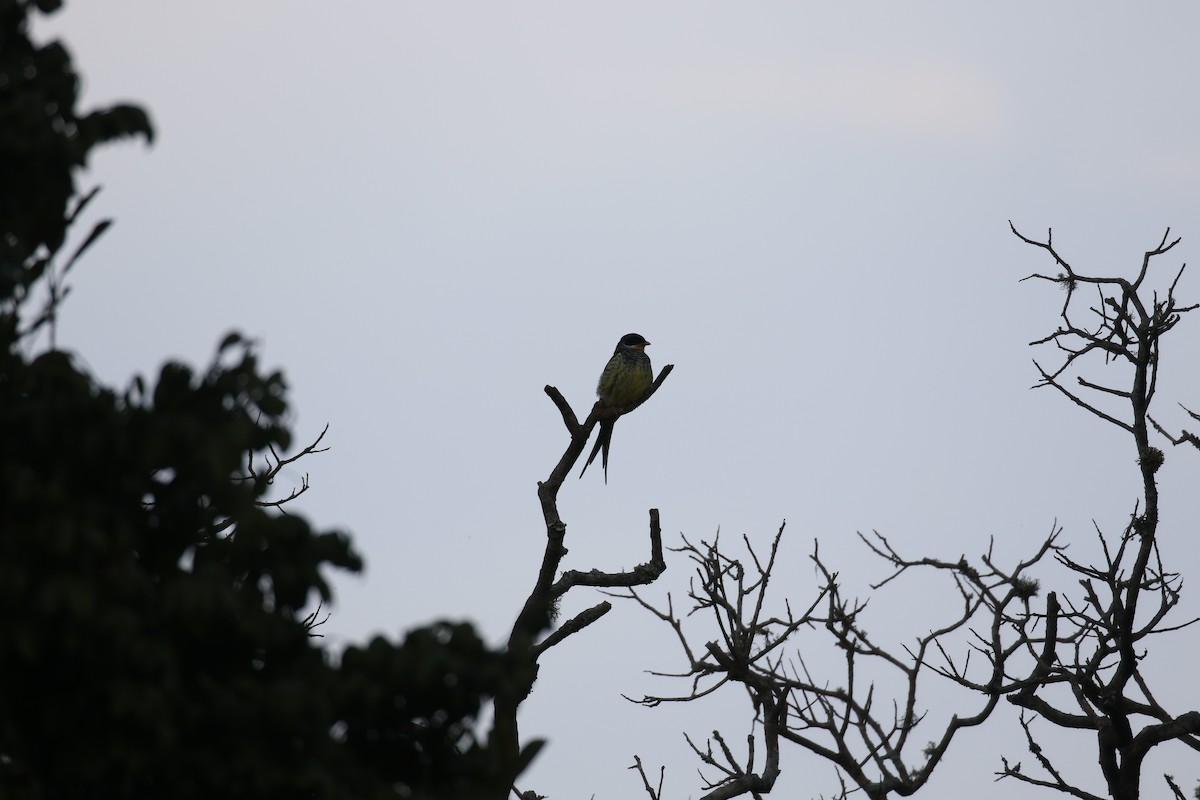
[619,226,1200,800]
[621,523,1054,800]
[970,224,1200,800]
[494,360,675,799]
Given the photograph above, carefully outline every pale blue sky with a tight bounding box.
[42,2,1200,797]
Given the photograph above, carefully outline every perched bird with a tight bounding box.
[580,333,654,482]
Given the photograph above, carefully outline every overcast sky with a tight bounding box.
[41,2,1200,797]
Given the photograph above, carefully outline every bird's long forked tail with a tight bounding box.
[579,419,615,483]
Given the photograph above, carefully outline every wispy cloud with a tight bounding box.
[564,57,1006,145]
[789,60,1004,140]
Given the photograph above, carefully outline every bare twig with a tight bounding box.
[630,755,665,800]
[246,423,331,511]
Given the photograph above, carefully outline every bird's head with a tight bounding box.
[617,332,650,351]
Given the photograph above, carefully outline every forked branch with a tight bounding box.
[491,357,674,796]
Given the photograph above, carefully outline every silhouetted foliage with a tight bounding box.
[0,2,535,797]
[0,0,151,307]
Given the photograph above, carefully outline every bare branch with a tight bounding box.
[552,510,665,596]
[243,423,331,512]
[1004,224,1200,800]
[490,355,673,787]
[629,755,665,800]
[532,601,612,658]
[993,714,1105,800]
[622,522,1053,799]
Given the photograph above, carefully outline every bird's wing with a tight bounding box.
[596,352,622,403]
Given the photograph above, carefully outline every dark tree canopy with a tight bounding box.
[0,0,151,307]
[0,1,536,797]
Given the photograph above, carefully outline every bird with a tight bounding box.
[580,333,654,482]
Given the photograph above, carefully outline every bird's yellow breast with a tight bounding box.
[598,350,653,408]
